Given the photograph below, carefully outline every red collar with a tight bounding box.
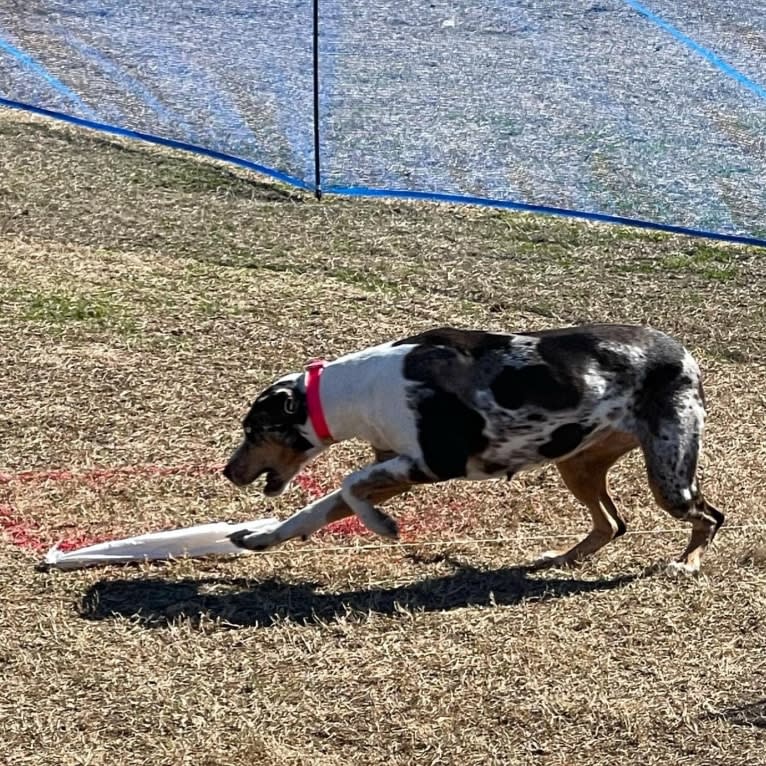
[304,359,334,444]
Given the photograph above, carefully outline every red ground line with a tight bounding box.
[0,463,339,498]
[0,462,226,486]
[0,503,49,554]
[0,462,437,556]
[0,463,350,554]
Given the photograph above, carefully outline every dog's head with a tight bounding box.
[222,373,316,496]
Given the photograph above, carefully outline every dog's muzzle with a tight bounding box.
[223,460,287,495]
[222,463,235,483]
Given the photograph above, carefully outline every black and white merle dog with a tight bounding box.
[223,325,724,573]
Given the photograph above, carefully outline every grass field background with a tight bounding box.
[1,106,765,765]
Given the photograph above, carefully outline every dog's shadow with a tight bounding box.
[710,699,766,728]
[79,558,641,629]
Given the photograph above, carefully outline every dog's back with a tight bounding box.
[393,324,700,477]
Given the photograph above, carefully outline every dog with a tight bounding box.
[223,324,724,573]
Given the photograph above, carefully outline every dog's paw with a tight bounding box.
[361,507,399,540]
[663,560,700,577]
[526,550,578,571]
[228,524,281,551]
[378,513,399,540]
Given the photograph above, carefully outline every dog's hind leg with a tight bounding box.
[640,419,724,574]
[530,433,637,569]
[633,358,725,572]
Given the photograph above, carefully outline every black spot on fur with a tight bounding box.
[634,360,685,435]
[490,326,654,414]
[531,324,650,354]
[408,465,435,483]
[491,365,581,411]
[535,329,601,359]
[394,327,511,357]
[534,326,653,396]
[631,331,692,434]
[400,344,460,387]
[246,386,305,427]
[413,389,488,479]
[528,325,692,438]
[538,423,594,459]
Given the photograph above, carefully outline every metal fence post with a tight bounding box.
[313,0,322,199]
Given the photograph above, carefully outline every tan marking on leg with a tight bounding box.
[530,431,637,569]
[322,482,414,526]
[311,456,418,540]
[647,490,724,574]
[341,456,422,538]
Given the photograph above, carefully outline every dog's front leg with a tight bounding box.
[229,489,350,551]
[340,456,419,539]
[229,466,416,551]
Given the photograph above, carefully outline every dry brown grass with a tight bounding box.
[1,106,766,766]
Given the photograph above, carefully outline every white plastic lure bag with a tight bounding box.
[42,517,278,571]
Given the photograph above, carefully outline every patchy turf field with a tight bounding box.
[1,107,765,766]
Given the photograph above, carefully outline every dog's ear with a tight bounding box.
[274,387,298,415]
[258,387,297,417]
[247,380,305,431]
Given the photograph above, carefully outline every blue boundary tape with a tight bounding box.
[2,96,765,249]
[0,97,313,191]
[0,30,98,119]
[326,185,766,248]
[624,0,766,102]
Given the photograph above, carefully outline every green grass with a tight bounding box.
[4,287,136,332]
[660,245,739,282]
[328,266,408,294]
[610,241,748,285]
